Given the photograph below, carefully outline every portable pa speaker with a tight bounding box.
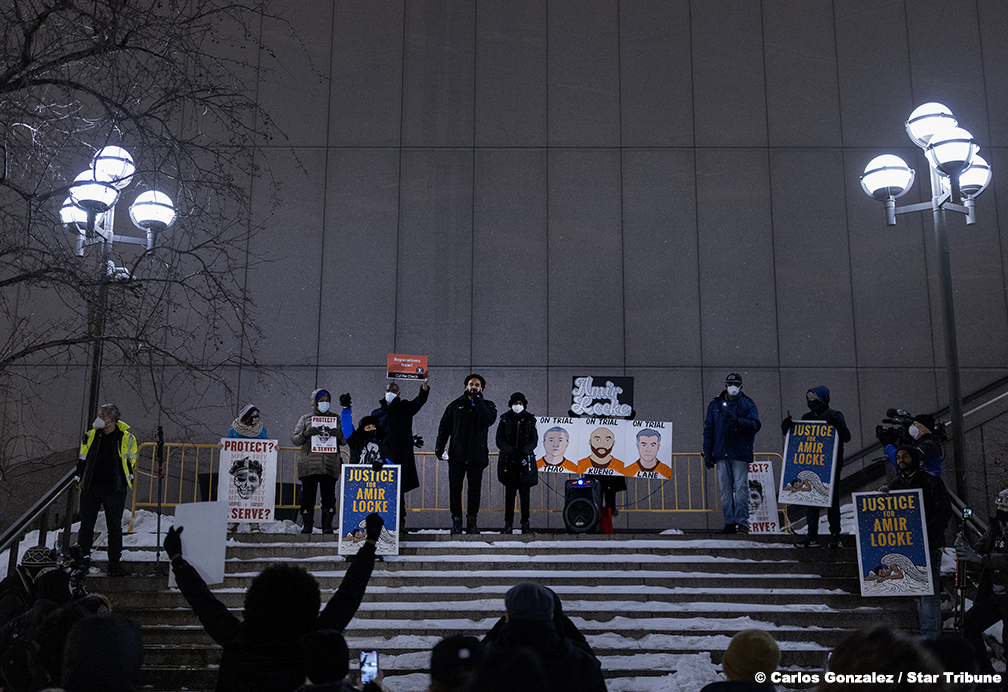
[564,477,601,533]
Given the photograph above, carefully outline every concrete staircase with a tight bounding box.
[88,532,916,692]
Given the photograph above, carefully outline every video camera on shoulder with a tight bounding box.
[875,408,915,446]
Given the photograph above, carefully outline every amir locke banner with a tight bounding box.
[853,490,933,597]
[338,464,400,556]
[778,421,838,508]
[534,417,672,479]
[570,376,633,417]
[220,438,278,524]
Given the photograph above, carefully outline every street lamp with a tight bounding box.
[63,145,176,426]
[860,102,993,507]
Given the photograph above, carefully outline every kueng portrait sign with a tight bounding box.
[778,421,838,508]
[534,416,672,479]
[220,438,278,524]
[853,490,934,597]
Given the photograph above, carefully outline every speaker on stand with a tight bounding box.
[563,477,601,533]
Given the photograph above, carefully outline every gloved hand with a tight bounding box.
[413,435,424,449]
[703,454,715,470]
[339,393,352,408]
[371,458,385,474]
[440,451,449,461]
[365,513,384,542]
[780,414,793,436]
[306,426,320,437]
[164,526,184,560]
[75,462,85,484]
[955,533,982,563]
[724,409,738,423]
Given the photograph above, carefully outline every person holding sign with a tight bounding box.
[340,397,393,472]
[703,373,761,534]
[435,374,498,535]
[225,404,268,533]
[782,386,851,548]
[495,392,539,534]
[881,446,953,639]
[291,389,345,535]
[371,375,430,534]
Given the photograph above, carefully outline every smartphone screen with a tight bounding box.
[360,650,379,684]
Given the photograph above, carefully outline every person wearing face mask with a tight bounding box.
[76,403,139,576]
[291,389,345,535]
[885,414,945,478]
[370,375,430,535]
[781,386,851,548]
[703,373,762,534]
[495,393,539,534]
[225,404,268,533]
[435,374,498,535]
[340,403,393,473]
[881,446,953,640]
[958,489,1008,673]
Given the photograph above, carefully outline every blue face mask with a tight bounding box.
[317,401,330,413]
[385,392,396,403]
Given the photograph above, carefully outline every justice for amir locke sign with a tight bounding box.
[853,489,933,597]
[778,421,837,508]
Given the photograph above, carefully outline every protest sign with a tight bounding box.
[168,501,228,589]
[533,417,672,479]
[311,416,341,454]
[339,464,400,556]
[748,460,779,533]
[220,438,278,523]
[853,490,934,597]
[387,353,427,380]
[570,376,633,417]
[778,422,838,508]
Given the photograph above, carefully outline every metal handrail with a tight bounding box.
[1,468,78,573]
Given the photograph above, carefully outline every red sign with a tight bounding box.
[387,353,427,380]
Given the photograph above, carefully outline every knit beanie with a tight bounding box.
[722,629,780,682]
[430,635,485,688]
[504,582,554,621]
[508,392,528,407]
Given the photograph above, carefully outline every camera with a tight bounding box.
[875,408,915,446]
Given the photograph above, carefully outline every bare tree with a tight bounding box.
[0,0,294,477]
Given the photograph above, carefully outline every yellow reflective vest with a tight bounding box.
[78,420,139,489]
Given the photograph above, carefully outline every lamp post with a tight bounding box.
[860,103,993,507]
[62,146,177,426]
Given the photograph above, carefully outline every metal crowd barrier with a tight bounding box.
[130,442,785,523]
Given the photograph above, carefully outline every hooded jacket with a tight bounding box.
[703,391,761,463]
[798,386,852,467]
[291,389,345,478]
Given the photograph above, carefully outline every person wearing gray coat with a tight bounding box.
[291,389,345,534]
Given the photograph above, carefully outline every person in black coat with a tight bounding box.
[495,393,539,534]
[435,374,498,535]
[371,376,430,534]
[882,447,953,640]
[477,582,606,692]
[164,514,384,692]
[781,386,852,548]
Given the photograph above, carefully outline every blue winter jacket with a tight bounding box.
[703,391,761,463]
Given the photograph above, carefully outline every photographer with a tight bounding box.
[956,488,1008,677]
[877,411,944,478]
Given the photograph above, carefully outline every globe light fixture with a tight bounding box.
[905,102,956,148]
[925,125,978,203]
[860,154,915,201]
[130,191,176,249]
[958,154,992,199]
[92,145,135,190]
[69,169,120,213]
[60,196,93,230]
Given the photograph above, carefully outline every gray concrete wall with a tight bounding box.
[19,1,1008,516]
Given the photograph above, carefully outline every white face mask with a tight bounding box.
[908,424,920,438]
[385,392,396,403]
[317,401,330,413]
[511,404,524,414]
[726,386,740,397]
[93,417,105,429]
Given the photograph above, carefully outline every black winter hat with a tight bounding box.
[430,635,485,687]
[508,392,528,407]
[504,582,554,621]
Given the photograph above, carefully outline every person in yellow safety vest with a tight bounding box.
[76,403,139,577]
